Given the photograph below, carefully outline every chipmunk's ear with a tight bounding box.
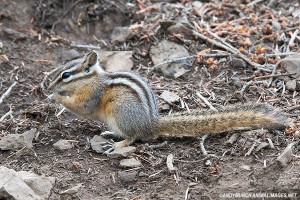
[87,51,98,66]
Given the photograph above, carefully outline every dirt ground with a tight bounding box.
[0,0,300,199]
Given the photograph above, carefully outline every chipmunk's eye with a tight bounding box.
[62,72,72,79]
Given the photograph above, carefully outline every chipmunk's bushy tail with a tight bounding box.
[156,103,287,137]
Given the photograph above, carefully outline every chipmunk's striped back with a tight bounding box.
[106,71,158,118]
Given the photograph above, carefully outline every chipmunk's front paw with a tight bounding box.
[101,139,115,155]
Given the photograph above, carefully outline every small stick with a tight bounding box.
[184,187,190,200]
[247,0,265,6]
[166,154,177,173]
[267,62,280,87]
[267,138,275,149]
[70,43,102,50]
[195,92,218,111]
[148,141,168,150]
[243,72,296,81]
[151,55,195,71]
[0,110,13,122]
[56,107,66,117]
[192,29,262,69]
[0,81,17,105]
[265,52,296,57]
[245,141,258,156]
[199,135,208,156]
[288,29,299,47]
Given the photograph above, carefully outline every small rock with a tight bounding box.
[118,171,137,183]
[138,172,148,177]
[107,146,136,158]
[120,158,142,168]
[3,27,28,40]
[231,57,247,68]
[173,68,188,78]
[150,40,190,77]
[161,103,171,111]
[271,20,281,32]
[111,27,135,43]
[60,183,83,195]
[0,166,55,200]
[90,135,108,154]
[240,165,251,171]
[255,142,269,152]
[280,53,300,79]
[286,79,299,91]
[167,23,193,39]
[192,1,203,9]
[17,171,56,199]
[53,139,74,150]
[61,49,81,62]
[277,142,297,166]
[98,51,133,72]
[160,90,180,104]
[159,20,176,30]
[0,128,36,150]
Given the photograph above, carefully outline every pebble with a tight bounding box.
[107,146,136,158]
[53,139,74,150]
[286,79,299,91]
[160,90,180,104]
[98,50,133,72]
[150,40,190,78]
[61,49,81,62]
[90,135,108,154]
[0,128,36,150]
[111,26,135,43]
[60,183,83,195]
[120,158,142,168]
[0,166,55,200]
[118,171,137,183]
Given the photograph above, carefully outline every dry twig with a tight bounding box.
[0,81,17,105]
[166,154,176,173]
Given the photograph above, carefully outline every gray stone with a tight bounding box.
[239,165,251,171]
[120,158,142,168]
[150,40,190,77]
[53,139,74,150]
[167,23,193,39]
[97,51,133,72]
[160,90,180,104]
[231,57,247,68]
[90,135,108,154]
[280,53,300,79]
[0,166,41,200]
[286,79,299,91]
[111,27,135,43]
[16,171,56,199]
[255,142,269,152]
[61,49,81,62]
[60,183,83,195]
[192,1,203,9]
[118,171,137,183]
[0,128,36,150]
[107,146,136,158]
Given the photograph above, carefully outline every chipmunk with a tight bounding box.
[47,51,287,151]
